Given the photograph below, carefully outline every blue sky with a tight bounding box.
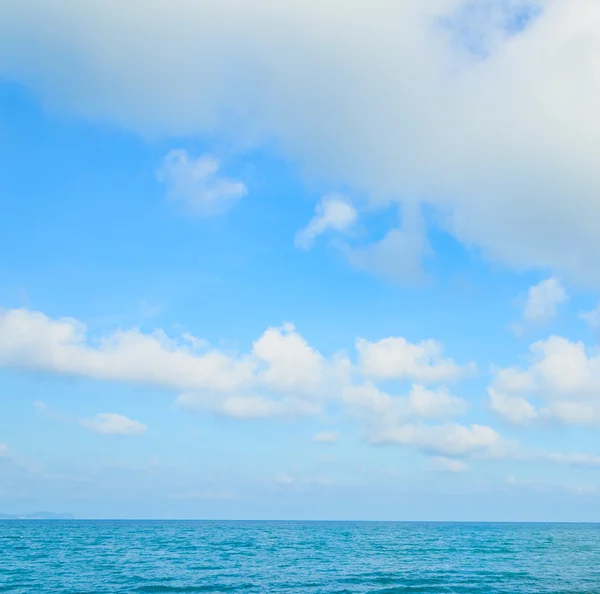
[2,0,600,520]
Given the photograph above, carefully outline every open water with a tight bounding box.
[2,521,600,593]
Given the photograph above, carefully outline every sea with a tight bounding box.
[2,520,600,593]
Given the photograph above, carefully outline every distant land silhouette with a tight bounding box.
[0,512,74,519]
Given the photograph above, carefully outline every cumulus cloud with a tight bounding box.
[157,149,246,217]
[0,308,255,393]
[408,384,469,419]
[487,387,538,424]
[80,413,148,435]
[295,193,357,250]
[341,383,468,426]
[356,336,475,383]
[4,1,600,281]
[488,335,600,426]
[0,306,495,461]
[372,423,504,458]
[0,308,477,426]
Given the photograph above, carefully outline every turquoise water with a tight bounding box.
[2,521,600,593]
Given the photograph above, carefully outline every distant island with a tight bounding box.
[0,512,75,519]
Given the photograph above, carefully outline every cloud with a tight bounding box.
[80,413,148,435]
[430,456,467,472]
[0,308,475,428]
[407,384,469,419]
[341,383,469,428]
[0,306,507,463]
[5,2,600,281]
[0,308,255,393]
[544,452,600,468]
[513,278,568,333]
[371,423,504,458]
[313,431,338,444]
[487,387,538,424]
[488,335,600,426]
[345,201,431,284]
[579,304,600,331]
[157,150,246,217]
[347,226,430,285]
[356,336,475,383]
[295,193,357,250]
[0,442,9,457]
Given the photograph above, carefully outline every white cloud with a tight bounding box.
[295,193,357,250]
[1,308,475,428]
[430,456,467,472]
[0,442,9,457]
[408,384,468,419]
[313,431,338,444]
[372,423,504,458]
[252,322,324,393]
[4,2,600,282]
[488,335,600,426]
[487,387,538,424]
[520,277,568,325]
[0,308,255,394]
[2,307,516,461]
[347,225,430,285]
[580,304,600,331]
[356,336,474,383]
[340,383,468,427]
[157,149,246,217]
[346,201,431,284]
[80,413,148,435]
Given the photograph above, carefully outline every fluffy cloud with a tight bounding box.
[4,1,600,281]
[0,308,255,393]
[0,308,473,427]
[80,413,148,435]
[341,383,468,424]
[0,307,491,460]
[408,384,469,419]
[488,335,600,426]
[157,150,246,217]
[371,423,504,458]
[356,336,475,383]
[516,278,568,331]
[295,193,357,250]
[487,388,538,424]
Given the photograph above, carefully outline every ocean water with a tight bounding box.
[2,521,600,593]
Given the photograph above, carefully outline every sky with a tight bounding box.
[2,0,600,521]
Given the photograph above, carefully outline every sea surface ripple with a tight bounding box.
[2,521,600,593]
